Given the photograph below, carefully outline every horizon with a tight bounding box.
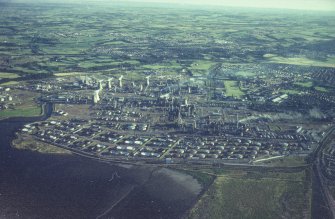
[5,0,335,12]
[129,0,335,12]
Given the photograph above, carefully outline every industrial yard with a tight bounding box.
[11,68,330,165]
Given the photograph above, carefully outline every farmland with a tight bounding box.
[0,2,334,84]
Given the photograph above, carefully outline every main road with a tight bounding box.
[313,125,335,219]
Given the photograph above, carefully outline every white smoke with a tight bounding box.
[309,108,325,119]
[240,112,304,123]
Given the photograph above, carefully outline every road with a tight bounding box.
[313,125,335,219]
[315,160,335,219]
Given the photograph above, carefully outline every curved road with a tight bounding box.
[314,125,335,219]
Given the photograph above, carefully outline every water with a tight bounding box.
[0,105,134,218]
[0,104,199,219]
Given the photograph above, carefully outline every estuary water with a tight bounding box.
[0,104,200,219]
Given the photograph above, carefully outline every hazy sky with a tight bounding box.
[126,0,335,11]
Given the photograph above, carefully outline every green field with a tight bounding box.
[0,81,20,86]
[13,133,71,154]
[143,61,182,70]
[0,106,41,119]
[224,80,244,98]
[294,81,313,88]
[188,169,310,219]
[0,73,20,79]
[190,60,216,71]
[264,54,335,68]
[315,86,329,92]
[235,71,256,78]
[54,72,85,77]
[255,156,307,167]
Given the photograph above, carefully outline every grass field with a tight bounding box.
[143,61,181,70]
[282,85,330,94]
[294,81,313,88]
[224,80,244,98]
[255,156,307,167]
[315,86,329,92]
[235,71,256,78]
[0,106,41,119]
[54,72,85,77]
[13,133,71,154]
[78,60,140,68]
[188,169,310,219]
[0,72,20,79]
[190,60,216,71]
[264,54,335,68]
[0,81,20,86]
